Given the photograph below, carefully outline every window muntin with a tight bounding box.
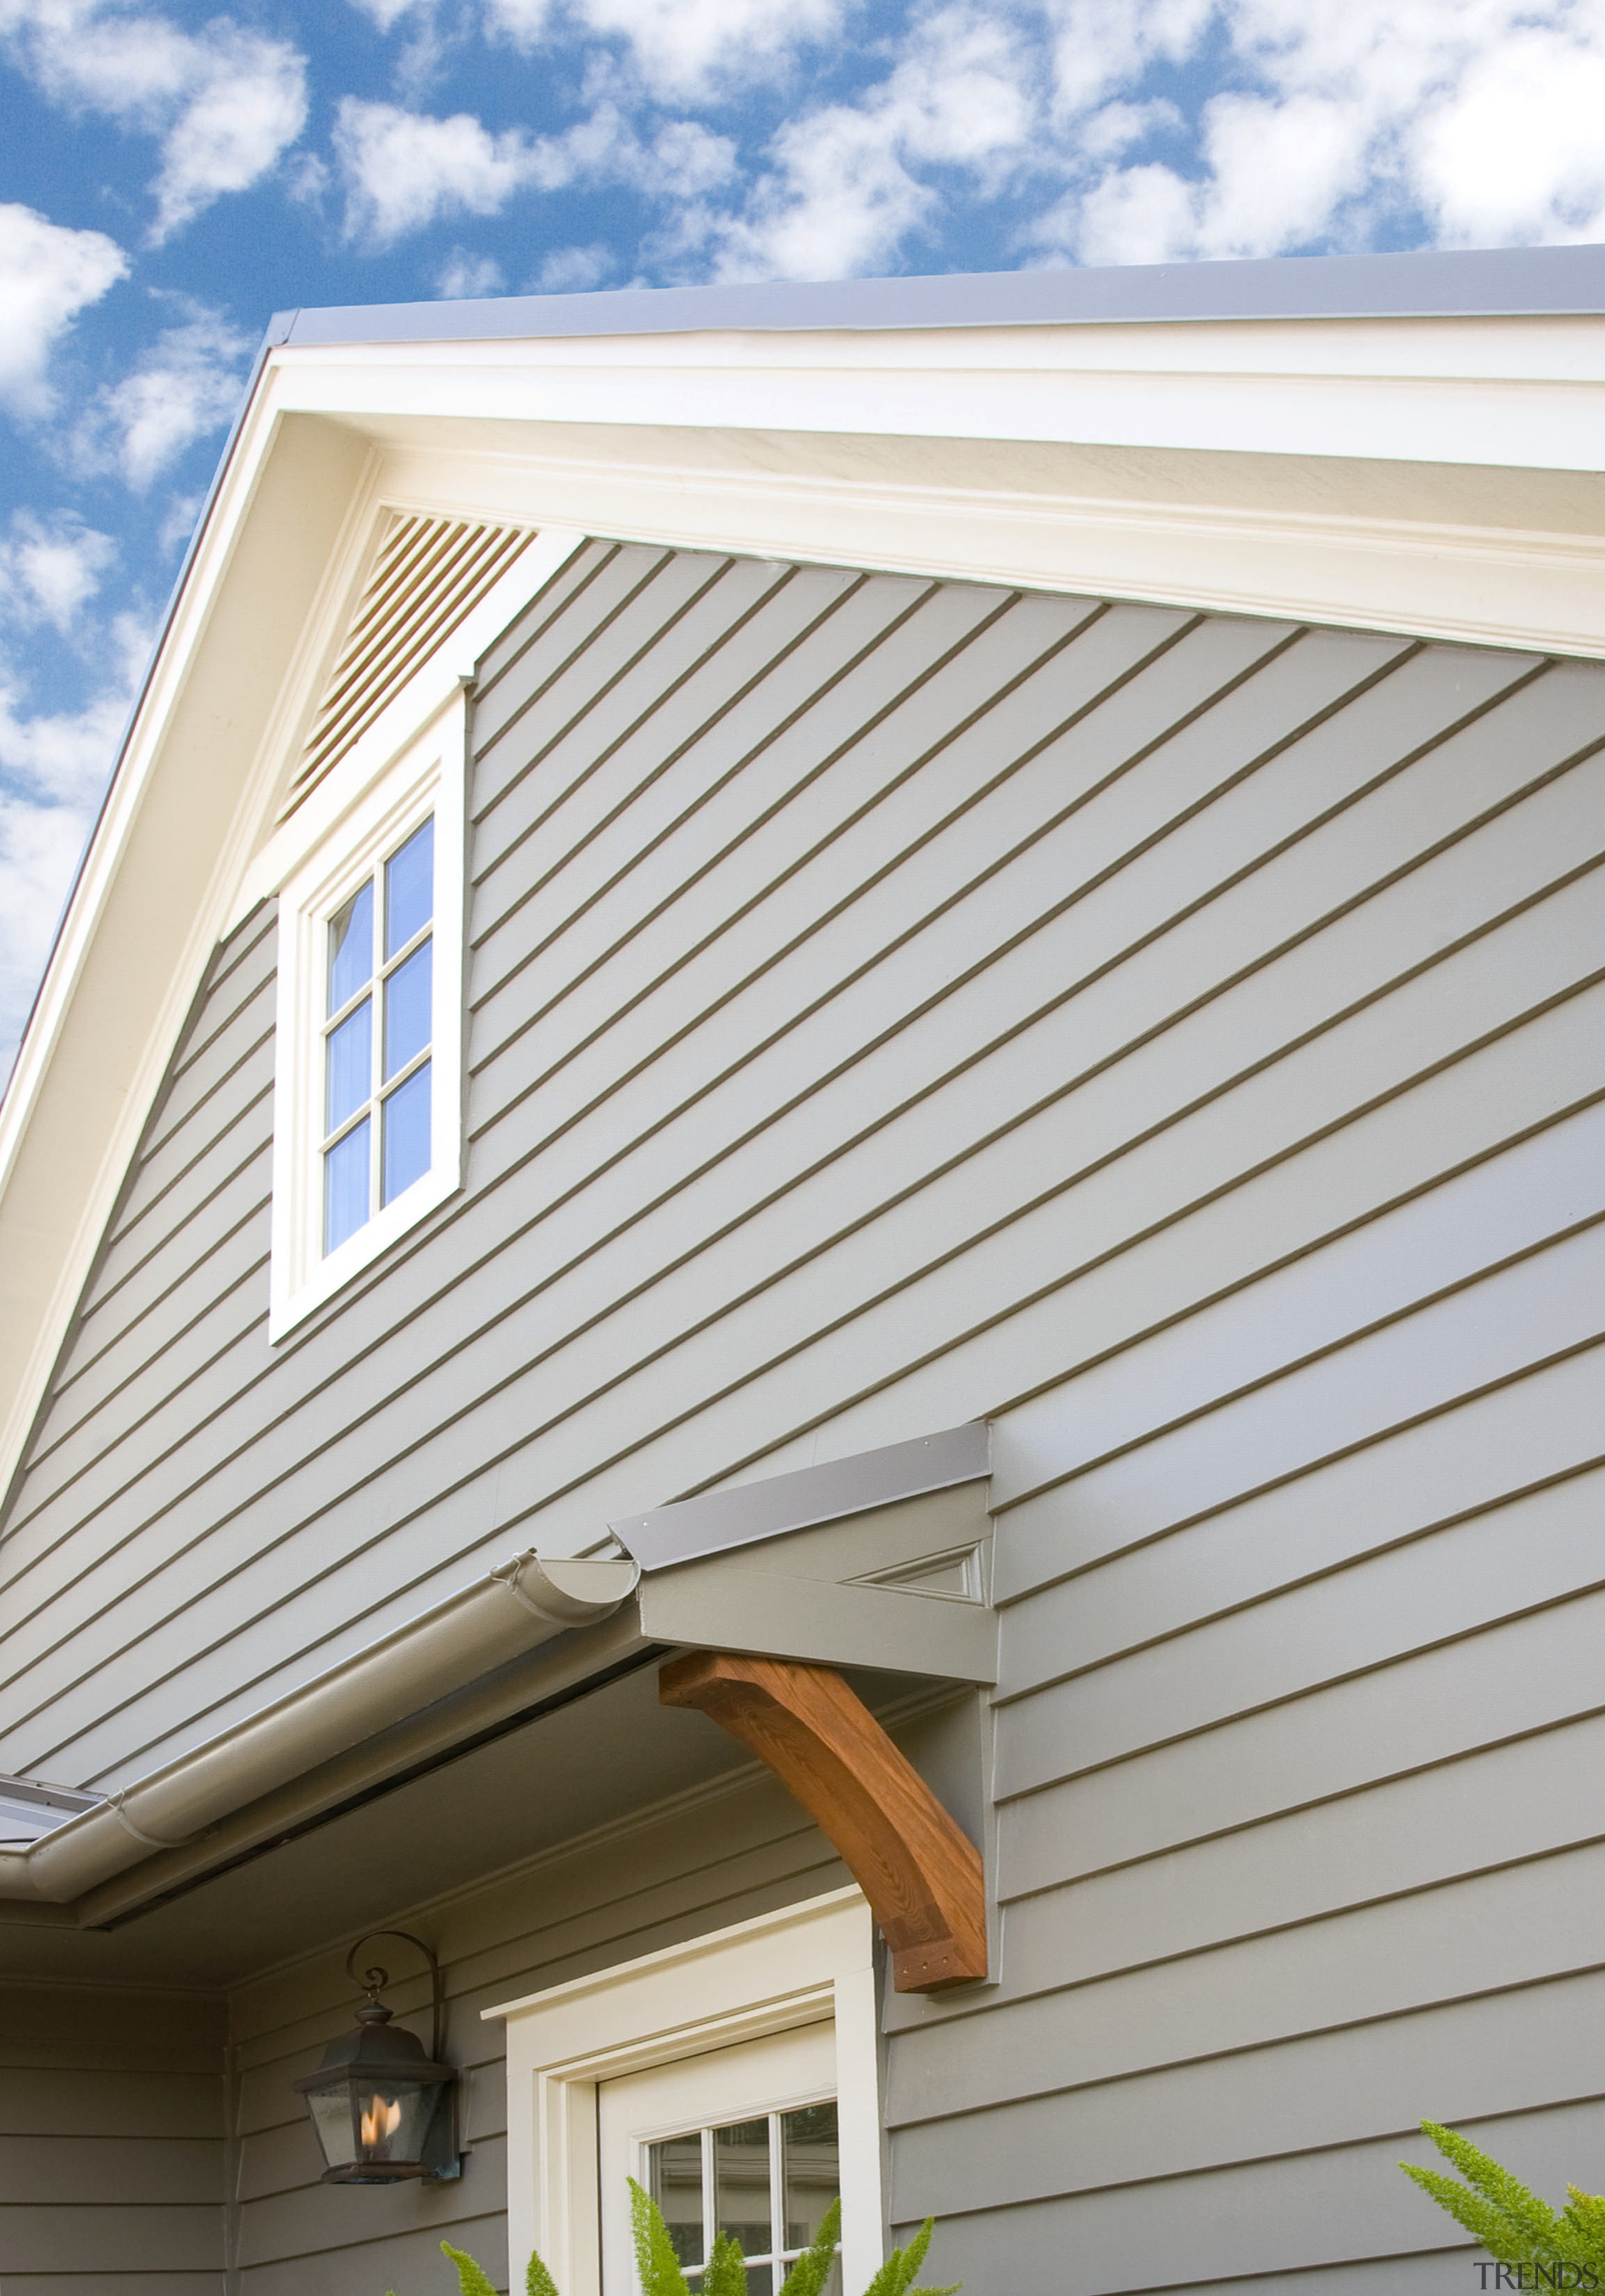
[649,2101,841,2296]
[320,816,435,1255]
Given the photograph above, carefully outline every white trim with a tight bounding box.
[266,704,465,1339]
[486,1887,881,2296]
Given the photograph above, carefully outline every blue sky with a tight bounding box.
[4,0,1605,1080]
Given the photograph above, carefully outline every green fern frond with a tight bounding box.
[1562,2186,1605,2264]
[1402,2124,1605,2275]
[701,2230,748,2296]
[777,2199,843,2296]
[1420,2122,1566,2248]
[525,2245,562,2296]
[1400,2163,1540,2265]
[441,2243,503,2296]
[628,2176,694,2296]
[860,2218,937,2296]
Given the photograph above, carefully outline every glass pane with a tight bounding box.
[382,1060,431,1205]
[383,936,432,1080]
[715,2118,772,2260]
[356,2080,437,2167]
[306,2083,359,2171]
[324,1117,370,1253]
[781,2102,839,2252]
[745,2272,773,2296]
[328,880,373,1015]
[386,817,434,958]
[325,997,371,1133]
[650,2132,704,2271]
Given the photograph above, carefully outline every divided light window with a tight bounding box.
[322,817,434,1255]
[650,2100,841,2296]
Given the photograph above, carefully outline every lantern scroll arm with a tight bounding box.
[344,1929,446,2062]
[659,1650,987,1992]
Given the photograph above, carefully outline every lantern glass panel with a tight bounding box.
[307,2083,360,2171]
[356,2079,438,2169]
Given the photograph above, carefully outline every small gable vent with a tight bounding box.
[283,511,533,817]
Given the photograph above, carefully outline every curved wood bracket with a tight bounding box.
[660,1650,987,1992]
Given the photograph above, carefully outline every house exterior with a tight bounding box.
[2,242,1604,2296]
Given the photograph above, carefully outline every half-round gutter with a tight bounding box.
[0,1552,638,1905]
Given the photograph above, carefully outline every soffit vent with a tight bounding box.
[282,511,534,819]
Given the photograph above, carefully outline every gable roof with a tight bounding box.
[3,239,1605,1513]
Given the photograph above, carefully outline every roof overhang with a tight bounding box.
[4,244,1605,1620]
[0,1427,993,1969]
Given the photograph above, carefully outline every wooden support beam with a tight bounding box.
[660,1650,987,1992]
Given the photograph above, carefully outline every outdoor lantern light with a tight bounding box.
[293,1930,461,2184]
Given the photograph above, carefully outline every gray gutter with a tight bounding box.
[282,241,1605,350]
[0,1551,637,1904]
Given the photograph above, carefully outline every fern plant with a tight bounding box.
[1401,2119,1605,2275]
[390,2181,958,2296]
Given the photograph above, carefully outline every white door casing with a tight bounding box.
[485,1889,881,2296]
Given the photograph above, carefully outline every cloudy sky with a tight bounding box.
[4,0,1605,1081]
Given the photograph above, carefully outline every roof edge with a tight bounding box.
[283,243,1605,350]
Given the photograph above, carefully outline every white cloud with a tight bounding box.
[0,511,116,636]
[75,303,251,491]
[520,0,840,97]
[0,606,150,1086]
[435,248,507,297]
[712,8,1033,280]
[0,1,308,239]
[1414,26,1605,244]
[532,242,613,291]
[157,490,203,557]
[1034,0,1605,265]
[0,202,127,419]
[335,97,566,243]
[335,95,658,244]
[347,0,424,26]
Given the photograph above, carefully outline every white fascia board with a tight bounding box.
[270,313,1605,470]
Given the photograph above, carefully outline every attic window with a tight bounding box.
[268,706,466,1340]
[282,513,530,820]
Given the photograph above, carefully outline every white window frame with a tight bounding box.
[267,695,465,1340]
[487,1888,883,2296]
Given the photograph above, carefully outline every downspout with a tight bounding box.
[0,1551,637,1905]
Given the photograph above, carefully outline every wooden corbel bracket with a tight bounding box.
[660,1650,987,1993]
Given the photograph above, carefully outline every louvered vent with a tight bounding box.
[282,512,534,817]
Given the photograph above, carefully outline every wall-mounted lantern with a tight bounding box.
[294,1930,461,2184]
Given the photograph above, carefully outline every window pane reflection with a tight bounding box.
[386,817,433,957]
[782,2102,839,2251]
[325,999,371,1133]
[328,881,372,1015]
[324,1118,369,1252]
[381,1061,431,1205]
[650,2133,703,2272]
[715,2117,772,2259]
[383,937,431,1079]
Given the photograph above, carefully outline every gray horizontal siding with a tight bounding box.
[0,1984,224,2291]
[2,538,1603,2290]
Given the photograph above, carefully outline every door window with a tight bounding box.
[599,2025,841,2296]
